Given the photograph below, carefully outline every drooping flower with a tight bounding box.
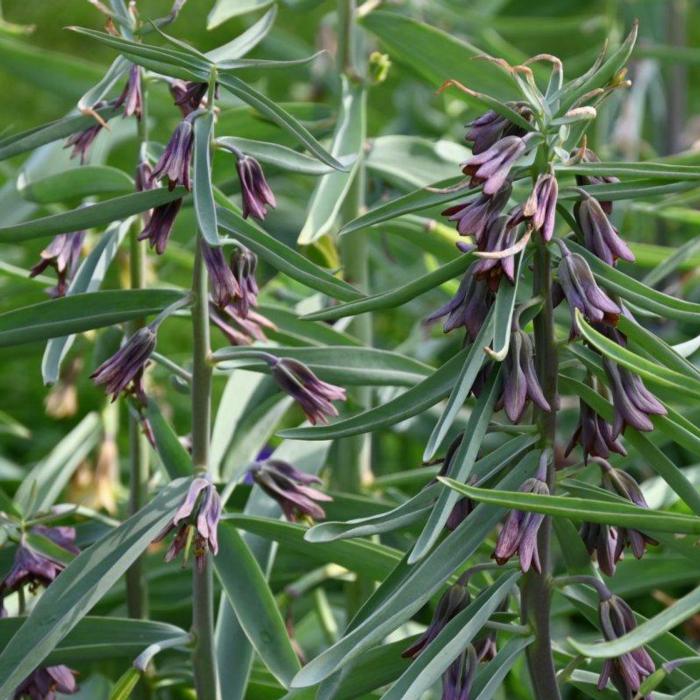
[115,64,142,119]
[138,198,183,255]
[29,231,86,298]
[135,159,154,193]
[604,357,666,437]
[441,645,477,700]
[201,241,241,309]
[250,459,331,522]
[268,357,346,425]
[210,303,275,346]
[230,247,260,318]
[565,399,626,463]
[64,109,106,164]
[90,326,156,402]
[154,476,221,571]
[151,114,196,190]
[441,182,511,244]
[13,664,77,699]
[597,594,655,698]
[236,155,276,220]
[493,457,549,573]
[170,80,208,116]
[473,216,520,290]
[575,195,634,266]
[522,172,558,241]
[461,135,528,195]
[573,147,619,214]
[465,103,531,155]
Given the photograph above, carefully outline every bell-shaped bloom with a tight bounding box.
[580,521,618,577]
[250,459,331,521]
[441,183,511,245]
[91,326,156,402]
[236,155,276,220]
[523,172,558,241]
[493,460,549,572]
[115,64,142,119]
[597,594,655,698]
[230,247,260,318]
[575,196,634,266]
[501,329,551,423]
[573,147,619,214]
[462,135,527,195]
[30,231,86,298]
[210,303,275,346]
[402,582,471,659]
[170,80,208,116]
[557,243,620,335]
[565,400,626,463]
[138,198,183,255]
[441,645,477,700]
[13,664,77,699]
[201,241,241,309]
[64,109,106,164]
[154,476,221,571]
[135,159,154,193]
[604,357,666,437]
[473,216,519,290]
[152,114,196,191]
[268,357,346,425]
[465,103,532,155]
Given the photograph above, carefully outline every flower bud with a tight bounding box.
[236,155,276,220]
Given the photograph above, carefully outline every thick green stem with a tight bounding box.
[522,239,561,700]
[190,240,220,700]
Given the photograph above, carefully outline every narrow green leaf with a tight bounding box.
[193,112,220,246]
[207,0,274,29]
[110,668,140,700]
[146,400,193,480]
[77,55,130,112]
[471,636,534,700]
[556,161,700,180]
[0,188,185,243]
[259,304,360,347]
[488,252,524,361]
[560,181,697,202]
[206,7,276,62]
[218,51,326,71]
[0,289,184,348]
[19,166,134,204]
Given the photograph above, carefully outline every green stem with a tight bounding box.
[190,239,220,700]
[521,238,561,700]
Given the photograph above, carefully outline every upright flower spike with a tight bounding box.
[493,455,549,573]
[603,357,666,436]
[236,155,276,220]
[461,135,527,195]
[13,664,77,699]
[151,113,196,191]
[115,64,142,119]
[154,475,221,571]
[250,459,332,522]
[565,399,626,463]
[575,194,634,266]
[200,241,240,309]
[597,594,655,698]
[268,357,346,425]
[29,231,86,297]
[523,172,558,241]
[441,645,478,700]
[138,198,183,255]
[90,325,156,403]
[441,182,511,244]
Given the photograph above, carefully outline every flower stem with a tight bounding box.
[190,238,220,700]
[521,237,561,700]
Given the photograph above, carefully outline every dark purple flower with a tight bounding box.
[135,159,154,192]
[557,242,620,335]
[90,326,156,402]
[565,399,626,463]
[154,475,221,571]
[170,80,208,116]
[236,155,276,220]
[465,103,531,155]
[462,135,527,195]
[604,357,666,437]
[64,111,105,164]
[501,329,550,423]
[115,64,142,119]
[29,231,86,298]
[573,147,619,214]
[268,357,346,425]
[493,458,548,573]
[523,172,558,241]
[138,198,183,254]
[424,267,493,341]
[402,582,471,659]
[575,195,634,266]
[210,303,275,346]
[442,645,477,700]
[230,247,260,318]
[473,216,521,291]
[441,183,511,245]
[13,664,77,699]
[597,594,655,698]
[250,459,331,521]
[152,114,196,191]
[201,241,241,309]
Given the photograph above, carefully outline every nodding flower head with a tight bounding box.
[138,198,183,255]
[250,459,331,522]
[442,646,479,700]
[597,594,655,698]
[465,103,531,155]
[575,195,634,266]
[13,664,78,699]
[501,329,550,424]
[473,216,519,290]
[441,182,511,245]
[268,357,346,425]
[115,64,142,119]
[493,457,549,573]
[565,399,626,463]
[522,172,558,241]
[573,147,619,214]
[29,231,86,298]
[152,114,196,191]
[64,109,106,164]
[604,357,666,437]
[201,241,241,310]
[461,135,528,195]
[209,303,275,346]
[580,520,618,577]
[135,159,154,193]
[230,247,260,318]
[557,242,620,335]
[423,266,493,341]
[90,326,156,403]
[154,476,221,572]
[236,155,276,220]
[402,581,471,659]
[170,80,208,116]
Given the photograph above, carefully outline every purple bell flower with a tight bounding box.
[64,106,107,164]
[465,103,532,155]
[201,241,241,309]
[580,521,618,577]
[575,195,634,266]
[268,357,346,425]
[462,135,527,195]
[522,172,558,241]
[29,231,86,298]
[441,183,511,245]
[170,80,209,116]
[13,664,77,699]
[138,198,183,255]
[152,114,196,191]
[472,216,519,290]
[573,147,619,214]
[441,645,477,700]
[236,155,276,220]
[250,459,331,522]
[565,399,626,463]
[210,303,275,346]
[115,64,142,119]
[230,247,260,318]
